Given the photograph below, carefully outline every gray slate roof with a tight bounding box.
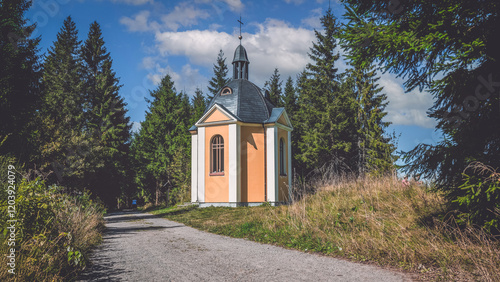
[204,79,275,124]
[266,108,285,123]
[189,44,291,131]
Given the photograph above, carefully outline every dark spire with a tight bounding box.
[238,15,244,43]
[232,17,249,79]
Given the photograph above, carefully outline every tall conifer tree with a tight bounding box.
[296,8,357,172]
[341,0,499,227]
[264,68,283,106]
[344,64,395,175]
[0,0,41,162]
[207,49,229,100]
[283,76,297,116]
[81,21,131,207]
[190,87,206,126]
[131,74,190,205]
[39,16,87,186]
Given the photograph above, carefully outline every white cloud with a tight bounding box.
[161,3,210,31]
[120,10,158,32]
[145,62,207,97]
[120,3,210,32]
[154,18,315,86]
[141,56,156,69]
[301,8,322,29]
[155,29,234,64]
[380,73,436,128]
[131,121,142,133]
[194,0,244,12]
[221,0,243,11]
[111,0,153,5]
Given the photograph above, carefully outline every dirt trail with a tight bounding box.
[78,210,412,281]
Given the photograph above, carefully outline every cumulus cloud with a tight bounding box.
[194,0,244,12]
[120,3,210,32]
[301,8,322,29]
[161,3,210,31]
[380,73,436,128]
[155,18,315,85]
[130,121,142,133]
[155,29,234,63]
[120,10,157,32]
[145,61,207,96]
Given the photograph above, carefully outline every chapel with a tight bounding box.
[189,40,293,207]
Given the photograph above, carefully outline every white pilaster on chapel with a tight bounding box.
[191,134,198,202]
[229,123,240,203]
[197,127,205,202]
[266,126,277,203]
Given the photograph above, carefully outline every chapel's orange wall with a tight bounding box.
[205,109,230,123]
[240,126,266,202]
[204,125,229,203]
[278,128,289,202]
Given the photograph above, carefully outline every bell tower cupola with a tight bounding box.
[232,44,249,79]
[232,16,249,80]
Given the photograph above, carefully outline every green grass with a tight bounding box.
[146,176,500,281]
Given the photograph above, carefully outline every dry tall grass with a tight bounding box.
[157,173,500,280]
[260,175,500,280]
[0,185,104,281]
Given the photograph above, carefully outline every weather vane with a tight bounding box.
[238,15,244,42]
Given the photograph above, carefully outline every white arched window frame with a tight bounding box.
[279,138,286,176]
[210,135,224,175]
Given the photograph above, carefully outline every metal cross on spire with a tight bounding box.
[238,15,244,43]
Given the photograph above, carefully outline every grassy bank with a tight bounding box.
[148,176,500,281]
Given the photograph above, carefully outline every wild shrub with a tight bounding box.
[0,176,105,281]
[454,162,500,233]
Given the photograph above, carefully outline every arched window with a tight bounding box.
[221,87,232,95]
[210,135,224,175]
[279,138,286,176]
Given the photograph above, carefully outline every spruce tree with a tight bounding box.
[341,0,500,196]
[190,87,206,126]
[295,8,357,172]
[131,74,190,205]
[39,16,87,187]
[81,21,131,207]
[282,75,301,175]
[344,63,396,175]
[283,76,297,116]
[264,68,283,106]
[168,92,192,205]
[207,49,229,100]
[0,0,41,162]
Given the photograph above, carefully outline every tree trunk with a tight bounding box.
[166,187,170,207]
[155,180,159,206]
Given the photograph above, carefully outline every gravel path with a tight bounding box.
[78,210,412,282]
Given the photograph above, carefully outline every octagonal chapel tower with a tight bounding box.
[189,43,293,207]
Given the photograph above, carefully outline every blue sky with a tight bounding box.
[27,0,442,162]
